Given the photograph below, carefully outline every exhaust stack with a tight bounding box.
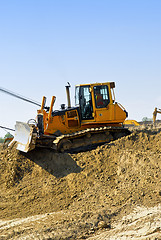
[65,82,71,108]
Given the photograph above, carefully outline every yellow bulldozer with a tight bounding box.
[1,82,131,152]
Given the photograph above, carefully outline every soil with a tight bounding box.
[0,123,161,239]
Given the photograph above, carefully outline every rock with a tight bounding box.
[97,221,111,229]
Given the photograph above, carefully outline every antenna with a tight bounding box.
[0,87,41,107]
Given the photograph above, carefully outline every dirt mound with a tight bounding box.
[0,127,161,239]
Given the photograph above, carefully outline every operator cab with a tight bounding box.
[75,84,110,120]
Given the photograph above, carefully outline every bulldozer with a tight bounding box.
[2,82,131,152]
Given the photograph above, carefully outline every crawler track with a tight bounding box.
[52,126,131,152]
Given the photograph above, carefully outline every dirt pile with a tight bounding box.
[0,126,161,239]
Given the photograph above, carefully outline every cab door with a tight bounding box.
[75,85,94,120]
[93,85,112,122]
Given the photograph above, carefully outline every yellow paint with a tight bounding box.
[38,82,128,135]
[124,120,140,126]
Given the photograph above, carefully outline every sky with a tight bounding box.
[0,0,161,137]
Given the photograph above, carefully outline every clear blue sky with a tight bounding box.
[0,0,161,137]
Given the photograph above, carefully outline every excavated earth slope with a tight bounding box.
[0,125,161,239]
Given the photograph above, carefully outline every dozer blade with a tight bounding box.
[13,121,37,152]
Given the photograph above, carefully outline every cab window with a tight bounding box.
[94,85,110,108]
[75,86,80,106]
[80,86,93,119]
